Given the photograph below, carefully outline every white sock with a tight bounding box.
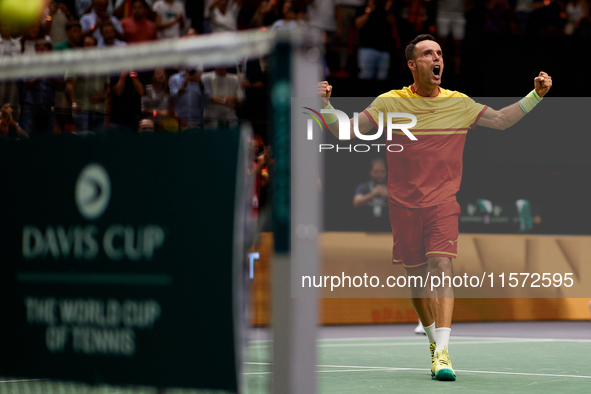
[423,322,436,344]
[435,327,451,353]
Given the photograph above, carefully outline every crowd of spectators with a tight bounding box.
[0,0,589,140]
[0,0,249,139]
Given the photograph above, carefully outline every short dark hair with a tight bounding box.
[405,34,437,62]
[131,0,148,8]
[84,36,98,45]
[371,158,386,170]
[35,39,53,51]
[100,20,115,33]
[65,20,82,31]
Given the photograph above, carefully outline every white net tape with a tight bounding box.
[0,29,277,80]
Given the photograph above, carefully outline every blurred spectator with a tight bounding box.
[54,20,83,134]
[153,0,186,39]
[138,118,155,132]
[43,1,73,45]
[515,0,533,35]
[100,21,127,46]
[436,0,466,74]
[248,140,271,220]
[209,0,242,33]
[399,0,429,45]
[530,0,565,35]
[485,0,511,35]
[0,24,21,57]
[306,0,337,75]
[237,58,268,134]
[353,158,390,231]
[202,67,243,127]
[21,22,50,55]
[169,68,208,129]
[21,40,60,136]
[121,0,158,43]
[65,36,110,132]
[54,19,83,50]
[306,0,336,36]
[114,0,156,20]
[0,104,28,139]
[248,0,276,28]
[576,12,591,37]
[204,0,214,32]
[353,158,388,209]
[76,0,113,18]
[184,27,198,37]
[355,0,396,80]
[142,68,171,130]
[0,24,22,121]
[110,70,146,132]
[334,0,365,77]
[236,0,264,30]
[271,0,305,30]
[80,0,124,46]
[564,0,588,35]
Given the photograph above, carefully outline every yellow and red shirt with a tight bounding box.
[363,85,487,208]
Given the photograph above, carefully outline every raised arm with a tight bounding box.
[317,81,374,140]
[477,71,552,130]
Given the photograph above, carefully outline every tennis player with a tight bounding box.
[318,34,552,381]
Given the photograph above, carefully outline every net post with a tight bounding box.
[271,32,322,394]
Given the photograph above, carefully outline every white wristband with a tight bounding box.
[519,90,542,114]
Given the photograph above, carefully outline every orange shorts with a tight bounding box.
[388,200,461,271]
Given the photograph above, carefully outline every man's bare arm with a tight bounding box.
[353,192,376,207]
[318,81,374,140]
[477,71,552,130]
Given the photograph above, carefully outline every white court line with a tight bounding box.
[454,335,591,343]
[314,340,553,347]
[316,336,519,342]
[315,335,591,343]
[245,364,591,379]
[250,336,428,343]
[249,339,581,349]
[249,336,591,345]
[250,336,500,344]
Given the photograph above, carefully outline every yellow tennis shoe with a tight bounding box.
[431,347,456,381]
[429,342,437,378]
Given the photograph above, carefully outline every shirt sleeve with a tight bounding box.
[80,15,92,31]
[201,73,212,93]
[141,95,149,112]
[355,183,369,196]
[363,96,388,129]
[169,74,182,97]
[235,76,245,100]
[461,94,487,129]
[111,17,124,34]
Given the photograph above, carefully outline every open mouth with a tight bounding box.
[433,65,441,77]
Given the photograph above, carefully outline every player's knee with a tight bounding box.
[427,257,452,276]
